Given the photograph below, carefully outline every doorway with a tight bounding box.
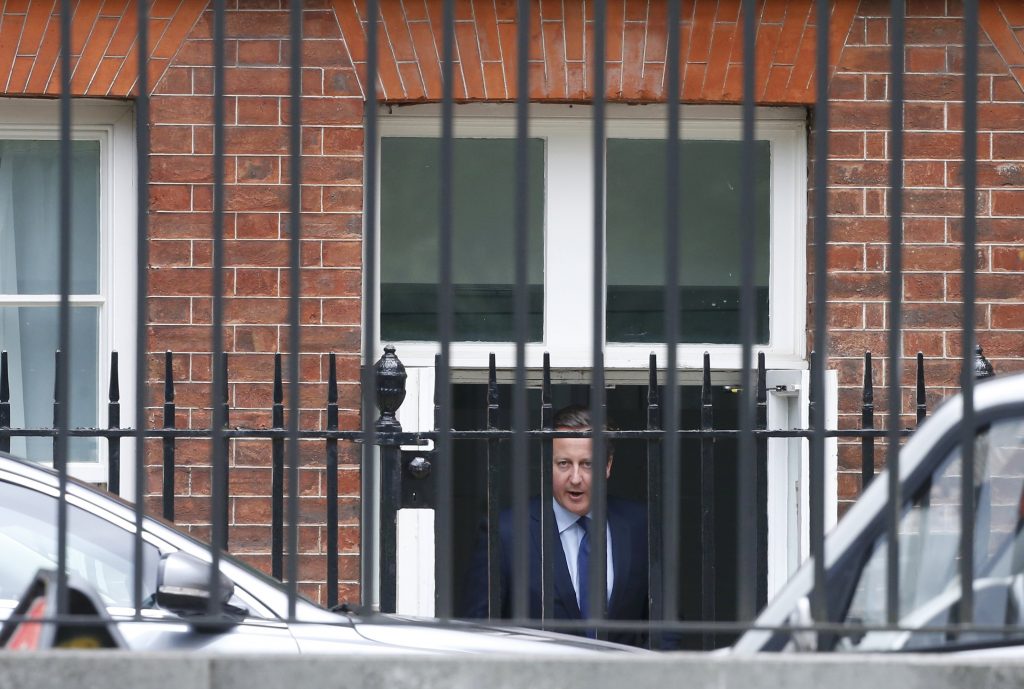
[448,381,757,648]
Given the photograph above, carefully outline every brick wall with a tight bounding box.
[144,2,366,604]
[4,0,1024,602]
[826,0,1024,512]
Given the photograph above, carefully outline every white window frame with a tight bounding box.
[375,103,813,615]
[375,103,807,371]
[0,98,137,490]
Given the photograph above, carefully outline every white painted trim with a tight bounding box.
[396,508,436,616]
[0,98,136,490]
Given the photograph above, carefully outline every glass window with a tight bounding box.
[838,415,1024,651]
[0,480,159,607]
[0,139,102,464]
[380,137,545,342]
[606,139,771,343]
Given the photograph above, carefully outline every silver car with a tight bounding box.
[734,372,1024,654]
[0,452,643,654]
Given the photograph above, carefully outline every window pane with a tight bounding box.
[606,139,770,344]
[0,306,99,463]
[0,139,100,295]
[381,137,544,342]
[0,481,160,606]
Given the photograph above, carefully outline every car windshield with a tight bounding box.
[0,480,160,607]
[837,415,1024,651]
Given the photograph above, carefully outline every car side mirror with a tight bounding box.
[155,552,240,623]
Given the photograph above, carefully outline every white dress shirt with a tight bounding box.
[552,498,614,608]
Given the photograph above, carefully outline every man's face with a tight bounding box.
[552,435,613,517]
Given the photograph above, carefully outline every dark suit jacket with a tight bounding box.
[462,496,649,647]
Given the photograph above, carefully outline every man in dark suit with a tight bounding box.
[462,405,649,647]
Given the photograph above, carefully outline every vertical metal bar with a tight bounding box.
[360,0,381,613]
[56,0,73,616]
[162,351,176,521]
[646,354,663,649]
[810,0,831,643]
[377,371,400,614]
[435,0,456,621]
[809,349,826,635]
[220,353,230,549]
[133,0,151,618]
[0,352,9,453]
[736,0,757,623]
[326,353,340,608]
[755,352,768,612]
[915,352,926,424]
[862,352,875,489]
[540,353,554,622]
[373,346,404,614]
[52,351,61,460]
[272,354,285,580]
[107,352,121,494]
[486,354,502,617]
[663,0,683,643]
[286,0,304,621]
[959,0,979,628]
[209,0,228,616]
[699,352,716,647]
[589,0,609,637]
[886,0,906,627]
[511,0,531,625]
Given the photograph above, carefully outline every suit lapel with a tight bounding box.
[607,504,631,617]
[531,502,581,619]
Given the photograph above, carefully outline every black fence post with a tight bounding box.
[755,352,768,612]
[326,353,340,608]
[0,351,10,454]
[162,351,176,521]
[699,351,715,649]
[861,352,875,490]
[916,352,927,425]
[272,353,285,580]
[219,352,231,551]
[375,345,406,614]
[974,344,994,379]
[107,352,121,494]
[540,352,554,623]
[646,353,663,650]
[485,353,501,618]
[52,350,62,460]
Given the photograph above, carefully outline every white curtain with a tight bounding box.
[0,140,100,462]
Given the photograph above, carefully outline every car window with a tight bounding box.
[837,416,1024,651]
[0,480,160,607]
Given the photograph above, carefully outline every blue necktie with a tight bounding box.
[576,516,594,637]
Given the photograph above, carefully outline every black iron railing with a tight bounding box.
[0,0,1011,656]
[0,342,998,647]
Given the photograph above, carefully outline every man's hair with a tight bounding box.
[552,404,615,457]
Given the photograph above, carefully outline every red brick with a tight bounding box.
[992,246,1024,271]
[828,302,864,329]
[237,39,282,66]
[829,188,864,215]
[903,217,947,243]
[992,190,1024,215]
[992,304,1024,329]
[948,273,1024,300]
[903,189,966,216]
[904,160,944,187]
[904,273,944,301]
[236,156,280,184]
[830,273,889,300]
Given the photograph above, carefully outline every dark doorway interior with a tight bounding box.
[449,381,754,649]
